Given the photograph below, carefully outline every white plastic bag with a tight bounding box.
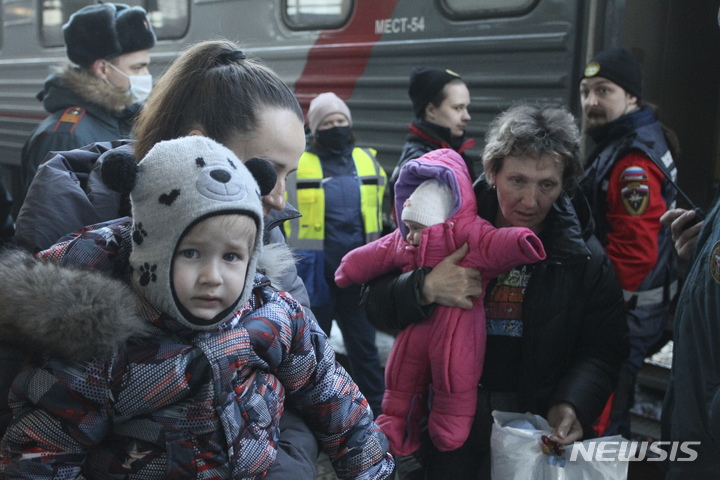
[490,411,628,480]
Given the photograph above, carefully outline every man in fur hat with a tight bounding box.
[17,2,156,212]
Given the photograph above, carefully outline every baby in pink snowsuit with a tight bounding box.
[335,148,546,456]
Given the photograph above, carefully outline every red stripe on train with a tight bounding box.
[293,1,401,114]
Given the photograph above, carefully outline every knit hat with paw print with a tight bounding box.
[101,136,276,329]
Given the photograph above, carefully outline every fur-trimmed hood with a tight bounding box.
[0,244,296,363]
[0,249,149,362]
[40,65,136,114]
[256,242,298,292]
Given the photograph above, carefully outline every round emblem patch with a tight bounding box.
[710,242,720,285]
[584,61,600,77]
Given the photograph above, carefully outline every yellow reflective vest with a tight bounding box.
[284,147,386,252]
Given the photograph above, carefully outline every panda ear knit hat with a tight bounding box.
[103,136,269,330]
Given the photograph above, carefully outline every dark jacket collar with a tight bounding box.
[587,106,656,146]
[408,119,476,154]
[39,66,138,118]
[308,142,354,159]
[263,203,300,242]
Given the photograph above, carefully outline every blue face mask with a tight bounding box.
[315,125,352,152]
[107,62,153,103]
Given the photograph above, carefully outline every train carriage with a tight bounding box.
[0,0,717,213]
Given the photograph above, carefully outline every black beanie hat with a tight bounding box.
[408,67,462,118]
[63,3,157,67]
[581,46,643,100]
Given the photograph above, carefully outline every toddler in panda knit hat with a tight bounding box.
[128,135,267,329]
[0,136,394,479]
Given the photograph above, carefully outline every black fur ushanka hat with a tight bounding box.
[62,3,157,67]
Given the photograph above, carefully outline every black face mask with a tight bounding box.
[315,126,352,152]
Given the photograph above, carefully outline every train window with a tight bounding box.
[5,0,36,49]
[441,0,537,18]
[5,0,33,27]
[283,0,353,30]
[39,0,189,47]
[40,0,87,46]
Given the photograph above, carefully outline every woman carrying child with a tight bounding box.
[0,137,393,479]
[9,39,349,478]
[361,104,628,479]
[335,148,546,456]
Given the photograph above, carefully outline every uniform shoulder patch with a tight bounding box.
[710,242,720,285]
[619,166,649,216]
[53,106,86,133]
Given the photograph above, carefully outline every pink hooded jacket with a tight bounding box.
[335,149,546,455]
